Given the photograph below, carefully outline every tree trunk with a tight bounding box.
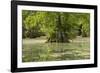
[47,13,69,43]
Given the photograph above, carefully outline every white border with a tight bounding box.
[17,5,94,68]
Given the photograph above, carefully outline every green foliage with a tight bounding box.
[22,10,90,42]
[22,10,44,38]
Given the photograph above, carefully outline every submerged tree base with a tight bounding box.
[46,37,70,43]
